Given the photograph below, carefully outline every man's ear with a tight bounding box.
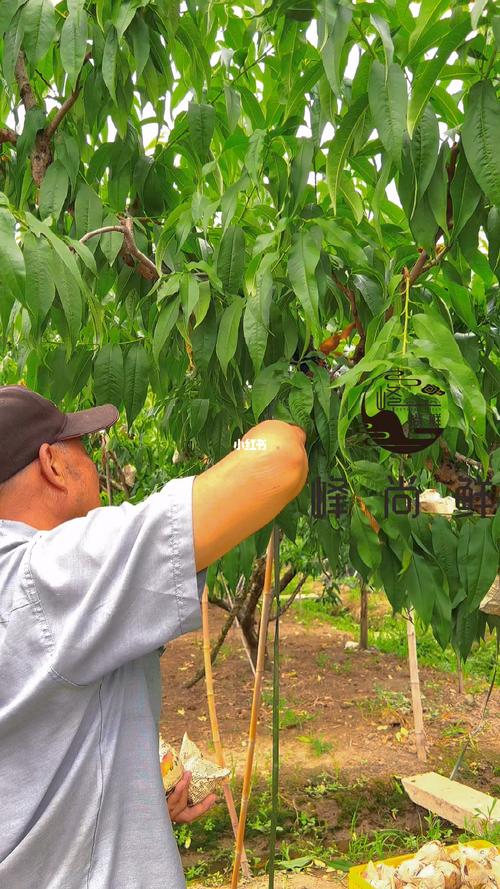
[38,442,68,492]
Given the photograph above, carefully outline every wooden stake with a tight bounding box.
[230,533,275,889]
[406,608,427,762]
[359,580,368,650]
[201,583,252,881]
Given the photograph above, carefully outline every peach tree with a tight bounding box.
[0,0,498,663]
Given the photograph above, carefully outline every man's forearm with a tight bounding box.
[192,421,308,572]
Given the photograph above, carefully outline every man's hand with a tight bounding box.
[167,770,217,824]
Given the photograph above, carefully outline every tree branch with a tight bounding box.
[45,53,91,140]
[0,127,18,145]
[332,274,365,361]
[80,226,126,244]
[385,140,462,321]
[269,573,307,621]
[122,216,159,280]
[15,52,37,110]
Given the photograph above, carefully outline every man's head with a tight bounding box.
[0,385,119,530]
[0,437,102,529]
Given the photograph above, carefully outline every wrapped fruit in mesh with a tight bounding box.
[179,732,231,806]
[158,731,230,806]
[159,734,184,795]
[363,841,500,889]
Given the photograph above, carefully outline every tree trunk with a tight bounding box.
[359,581,368,650]
[239,554,297,669]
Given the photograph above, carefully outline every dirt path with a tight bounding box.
[160,603,498,791]
[159,599,499,883]
[190,876,346,889]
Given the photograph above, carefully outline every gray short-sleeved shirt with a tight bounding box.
[0,474,207,889]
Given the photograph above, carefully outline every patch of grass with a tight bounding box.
[356,683,412,717]
[441,721,468,738]
[261,691,315,730]
[298,734,334,757]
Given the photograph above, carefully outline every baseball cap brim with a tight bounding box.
[56,404,120,441]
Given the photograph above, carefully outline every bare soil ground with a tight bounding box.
[159,594,499,886]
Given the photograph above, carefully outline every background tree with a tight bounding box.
[0,0,499,672]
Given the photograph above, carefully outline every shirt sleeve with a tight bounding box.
[24,474,205,686]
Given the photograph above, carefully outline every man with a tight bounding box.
[0,384,308,889]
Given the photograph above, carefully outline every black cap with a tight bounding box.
[0,385,119,484]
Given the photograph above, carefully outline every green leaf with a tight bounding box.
[100,213,123,265]
[458,519,498,614]
[129,14,150,79]
[153,295,181,364]
[431,516,460,600]
[123,341,150,428]
[60,9,88,87]
[39,161,69,220]
[471,0,488,29]
[21,0,55,64]
[0,207,25,303]
[75,183,103,248]
[102,25,119,103]
[0,0,25,33]
[326,95,369,214]
[93,343,124,408]
[461,80,500,208]
[370,13,394,70]
[410,312,486,437]
[243,252,275,375]
[351,273,384,316]
[405,553,440,626]
[54,132,80,190]
[289,373,314,432]
[287,226,323,346]
[351,503,381,572]
[411,104,439,203]
[180,273,199,322]
[320,6,352,97]
[23,232,55,335]
[189,398,209,436]
[409,191,438,250]
[224,84,241,134]
[427,142,449,236]
[407,16,470,137]
[216,296,244,377]
[3,10,24,88]
[486,206,500,272]
[408,0,450,50]
[48,244,82,346]
[217,226,246,295]
[449,150,482,240]
[368,60,408,166]
[193,280,210,329]
[188,101,216,163]
[251,360,288,421]
[432,584,452,649]
[443,282,477,330]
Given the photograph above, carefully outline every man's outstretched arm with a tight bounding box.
[192,420,308,572]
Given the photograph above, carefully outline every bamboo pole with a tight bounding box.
[406,608,427,762]
[201,583,252,881]
[230,533,275,889]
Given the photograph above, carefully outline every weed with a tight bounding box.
[441,721,468,738]
[298,734,334,757]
